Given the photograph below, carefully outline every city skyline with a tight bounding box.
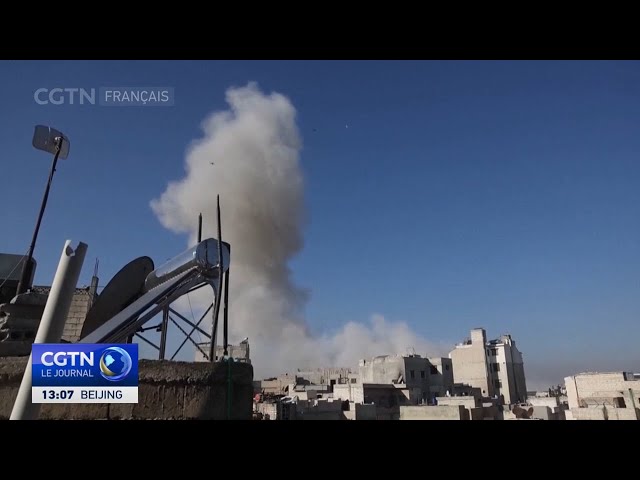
[1,60,639,389]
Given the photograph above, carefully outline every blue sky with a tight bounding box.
[1,60,639,386]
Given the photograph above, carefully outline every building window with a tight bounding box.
[491,363,500,372]
[494,379,502,389]
[490,348,498,356]
[410,370,415,379]
[420,370,425,379]
[430,366,438,375]
[350,378,357,384]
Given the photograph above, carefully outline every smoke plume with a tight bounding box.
[151,82,447,377]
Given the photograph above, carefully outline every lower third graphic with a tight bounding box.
[31,343,138,403]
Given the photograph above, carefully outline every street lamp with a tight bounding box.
[15,125,71,296]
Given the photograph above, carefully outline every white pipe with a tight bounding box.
[10,240,88,420]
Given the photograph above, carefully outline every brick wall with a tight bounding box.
[31,286,93,343]
[62,289,93,342]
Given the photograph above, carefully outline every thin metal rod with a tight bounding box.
[168,307,211,339]
[223,267,230,356]
[170,302,213,360]
[10,240,87,420]
[197,213,202,243]
[208,195,224,362]
[135,333,160,351]
[138,323,163,333]
[16,139,64,295]
[159,307,169,359]
[211,306,220,362]
[168,316,209,360]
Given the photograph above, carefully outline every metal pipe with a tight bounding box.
[10,240,88,420]
[16,138,64,295]
[223,268,230,357]
[197,213,202,243]
[209,195,224,362]
[159,307,169,359]
[210,309,219,362]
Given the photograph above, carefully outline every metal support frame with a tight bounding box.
[84,268,224,363]
[135,333,160,351]
[168,315,209,360]
[78,222,230,366]
[170,302,213,361]
[146,280,222,362]
[80,268,204,344]
[169,307,211,339]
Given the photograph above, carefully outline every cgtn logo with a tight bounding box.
[99,347,133,381]
[34,88,96,105]
[32,344,138,404]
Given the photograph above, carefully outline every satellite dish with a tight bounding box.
[80,256,155,340]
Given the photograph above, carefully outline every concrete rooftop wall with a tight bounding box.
[569,407,639,420]
[565,372,640,410]
[399,405,468,420]
[437,396,479,408]
[528,397,560,408]
[0,357,253,420]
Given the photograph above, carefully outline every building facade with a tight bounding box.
[449,328,527,404]
[195,340,251,364]
[564,371,640,420]
[358,354,454,403]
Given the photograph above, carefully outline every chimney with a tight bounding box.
[470,328,487,345]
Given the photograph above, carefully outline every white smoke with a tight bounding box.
[150,82,448,378]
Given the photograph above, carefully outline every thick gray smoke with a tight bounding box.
[151,82,448,377]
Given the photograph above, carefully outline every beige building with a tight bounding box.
[564,371,640,420]
[195,339,251,363]
[449,328,527,404]
[358,353,454,403]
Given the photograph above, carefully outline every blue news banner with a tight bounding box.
[32,344,138,404]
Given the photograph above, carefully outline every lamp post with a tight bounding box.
[16,125,71,296]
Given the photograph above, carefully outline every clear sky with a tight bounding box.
[1,60,639,388]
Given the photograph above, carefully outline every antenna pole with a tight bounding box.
[197,213,202,243]
[223,266,230,357]
[208,195,224,362]
[16,137,64,295]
